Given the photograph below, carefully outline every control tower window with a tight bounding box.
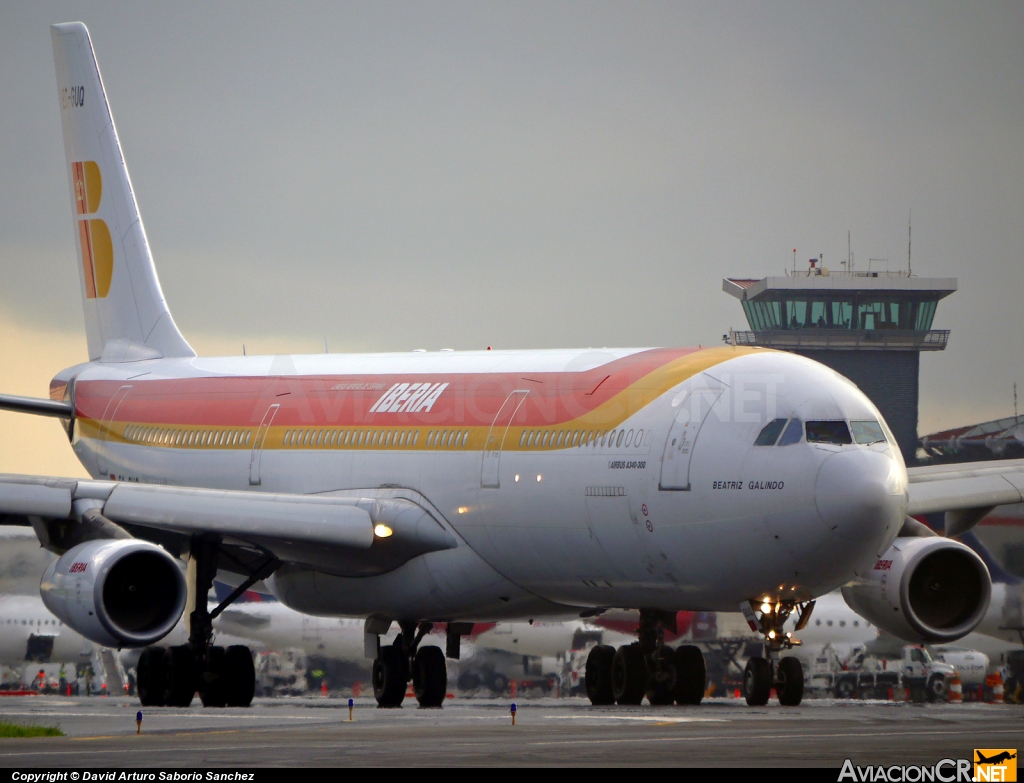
[850,420,886,445]
[806,421,853,445]
[777,418,803,446]
[754,418,788,446]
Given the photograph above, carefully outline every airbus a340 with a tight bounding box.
[3,22,1022,710]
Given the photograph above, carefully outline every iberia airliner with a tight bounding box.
[0,23,1017,710]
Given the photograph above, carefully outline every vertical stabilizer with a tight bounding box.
[51,23,194,362]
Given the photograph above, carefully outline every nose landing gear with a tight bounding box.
[740,599,814,707]
[585,610,707,707]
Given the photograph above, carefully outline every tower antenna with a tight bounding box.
[907,210,912,276]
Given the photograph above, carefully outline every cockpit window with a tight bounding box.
[806,420,853,445]
[776,418,804,446]
[850,420,886,445]
[754,418,788,446]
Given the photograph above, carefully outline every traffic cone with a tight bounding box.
[991,673,1004,704]
[948,675,962,703]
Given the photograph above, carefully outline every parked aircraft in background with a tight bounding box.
[0,594,93,667]
[2,22,1021,713]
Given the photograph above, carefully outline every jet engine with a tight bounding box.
[841,536,991,643]
[40,538,186,648]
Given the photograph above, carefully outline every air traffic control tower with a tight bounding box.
[723,264,956,464]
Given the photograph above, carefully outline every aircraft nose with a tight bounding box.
[815,449,907,543]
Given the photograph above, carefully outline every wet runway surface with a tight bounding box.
[0,695,1021,767]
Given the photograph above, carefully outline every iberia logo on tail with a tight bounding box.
[72,160,112,298]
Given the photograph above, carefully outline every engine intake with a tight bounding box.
[842,536,991,643]
[41,538,186,648]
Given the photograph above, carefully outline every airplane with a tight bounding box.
[0,594,94,669]
[976,751,1016,765]
[1,21,1021,712]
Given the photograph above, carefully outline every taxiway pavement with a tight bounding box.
[0,696,1020,767]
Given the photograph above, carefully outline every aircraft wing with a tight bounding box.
[0,473,457,577]
[906,458,1024,535]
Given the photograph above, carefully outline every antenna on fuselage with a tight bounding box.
[324,337,329,354]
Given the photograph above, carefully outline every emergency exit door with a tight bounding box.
[658,380,725,491]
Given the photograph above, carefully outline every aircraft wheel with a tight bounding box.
[198,647,226,707]
[373,643,408,708]
[163,645,196,707]
[223,646,255,707]
[777,656,804,706]
[612,643,647,705]
[673,645,707,705]
[743,656,771,706]
[646,645,676,706]
[413,646,447,708]
[584,645,615,705]
[137,647,167,707]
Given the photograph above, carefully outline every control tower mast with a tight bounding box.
[723,262,956,464]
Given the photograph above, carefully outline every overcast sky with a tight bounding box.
[1,2,1022,474]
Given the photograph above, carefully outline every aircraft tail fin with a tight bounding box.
[51,23,193,362]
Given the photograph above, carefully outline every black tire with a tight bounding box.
[611,644,646,706]
[743,656,771,706]
[646,645,676,706]
[777,656,804,707]
[412,646,447,708]
[489,672,509,695]
[673,645,707,706]
[927,674,948,703]
[163,646,196,707]
[584,645,615,705]
[373,643,408,707]
[457,670,481,692]
[834,675,857,700]
[198,647,226,708]
[223,646,255,707]
[137,647,167,707]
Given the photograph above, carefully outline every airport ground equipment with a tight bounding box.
[833,645,955,702]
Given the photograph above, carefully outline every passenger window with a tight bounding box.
[527,431,536,447]
[755,418,788,446]
[413,431,420,446]
[806,421,853,445]
[624,430,633,447]
[556,431,565,447]
[850,420,886,445]
[776,419,803,447]
[462,431,469,447]
[541,431,550,447]
[519,431,527,447]
[572,431,580,447]
[616,430,624,448]
[635,429,643,446]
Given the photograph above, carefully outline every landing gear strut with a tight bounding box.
[740,598,813,707]
[136,537,277,708]
[372,621,447,708]
[585,609,707,707]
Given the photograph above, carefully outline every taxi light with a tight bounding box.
[768,630,776,639]
[457,507,468,514]
[761,602,772,614]
[373,524,393,538]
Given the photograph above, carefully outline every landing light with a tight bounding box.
[536,475,542,482]
[514,475,520,483]
[373,524,393,538]
[761,602,772,614]
[458,507,468,514]
[768,630,776,639]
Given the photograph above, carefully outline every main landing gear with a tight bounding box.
[373,621,448,708]
[585,610,707,707]
[740,598,814,707]
[137,538,278,708]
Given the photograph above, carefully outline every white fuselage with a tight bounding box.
[61,346,907,622]
[0,595,94,666]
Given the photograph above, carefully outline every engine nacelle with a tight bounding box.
[842,536,991,643]
[40,538,187,648]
